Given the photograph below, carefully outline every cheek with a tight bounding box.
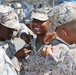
[42,24,49,31]
[70,34,76,43]
[42,21,50,27]
[31,24,35,29]
[7,30,14,37]
[73,37,76,41]
[3,29,9,36]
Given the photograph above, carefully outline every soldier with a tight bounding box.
[0,5,31,75]
[42,2,76,75]
[21,12,56,75]
[18,9,26,23]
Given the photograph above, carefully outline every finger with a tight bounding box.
[46,46,53,55]
[24,50,31,53]
[25,53,28,57]
[43,35,53,44]
[41,47,47,57]
[26,49,31,52]
[47,46,53,51]
[43,32,57,44]
[43,39,50,44]
[44,35,51,41]
[42,47,47,52]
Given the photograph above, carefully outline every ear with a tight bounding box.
[60,28,68,36]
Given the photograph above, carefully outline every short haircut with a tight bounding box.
[56,19,76,34]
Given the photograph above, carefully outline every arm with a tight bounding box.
[51,58,72,75]
[0,48,17,75]
[15,47,31,59]
[0,51,7,75]
[11,47,31,73]
[8,40,31,72]
[17,23,36,43]
[51,50,76,75]
[43,32,56,44]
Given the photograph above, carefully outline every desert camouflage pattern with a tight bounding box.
[50,37,76,75]
[49,2,76,31]
[0,40,20,75]
[22,39,57,75]
[0,5,21,30]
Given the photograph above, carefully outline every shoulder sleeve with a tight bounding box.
[0,48,7,75]
[17,23,35,37]
[51,50,76,75]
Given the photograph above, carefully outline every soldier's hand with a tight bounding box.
[15,48,31,59]
[41,46,53,58]
[21,34,33,44]
[43,32,56,44]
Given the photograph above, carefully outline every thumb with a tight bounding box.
[46,46,53,55]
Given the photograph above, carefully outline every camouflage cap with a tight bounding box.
[48,2,76,31]
[31,12,49,21]
[0,5,21,30]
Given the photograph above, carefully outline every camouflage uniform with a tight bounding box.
[0,5,22,75]
[22,37,76,75]
[22,38,57,75]
[48,2,76,75]
[50,37,76,75]
[49,2,76,32]
[0,40,21,75]
[22,2,76,75]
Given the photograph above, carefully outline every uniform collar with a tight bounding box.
[0,40,9,49]
[56,36,76,49]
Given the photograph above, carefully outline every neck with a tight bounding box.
[37,32,50,43]
[56,29,72,45]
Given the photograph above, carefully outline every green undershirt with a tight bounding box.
[35,41,44,51]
